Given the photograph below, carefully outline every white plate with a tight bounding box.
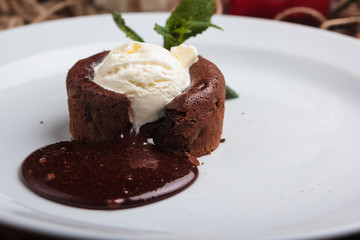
[1,13,360,239]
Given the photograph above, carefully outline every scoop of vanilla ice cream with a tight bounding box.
[93,41,198,131]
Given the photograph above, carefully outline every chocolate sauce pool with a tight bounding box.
[21,132,198,210]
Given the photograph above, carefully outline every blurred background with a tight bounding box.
[0,0,360,38]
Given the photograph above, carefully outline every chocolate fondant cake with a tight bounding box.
[66,51,225,157]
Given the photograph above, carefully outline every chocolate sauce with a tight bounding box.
[21,132,198,210]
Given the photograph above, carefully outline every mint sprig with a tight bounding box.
[155,0,222,50]
[112,12,144,42]
[225,85,239,99]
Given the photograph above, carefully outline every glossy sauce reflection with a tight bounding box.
[21,132,198,210]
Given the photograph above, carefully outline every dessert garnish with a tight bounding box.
[225,85,239,99]
[113,0,222,49]
[21,0,228,210]
[112,0,238,99]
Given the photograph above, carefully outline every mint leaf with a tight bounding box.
[112,12,144,42]
[154,23,182,48]
[225,85,239,99]
[184,21,222,31]
[155,0,222,49]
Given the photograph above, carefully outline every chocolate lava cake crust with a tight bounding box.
[153,56,225,157]
[66,51,225,157]
[66,51,131,143]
